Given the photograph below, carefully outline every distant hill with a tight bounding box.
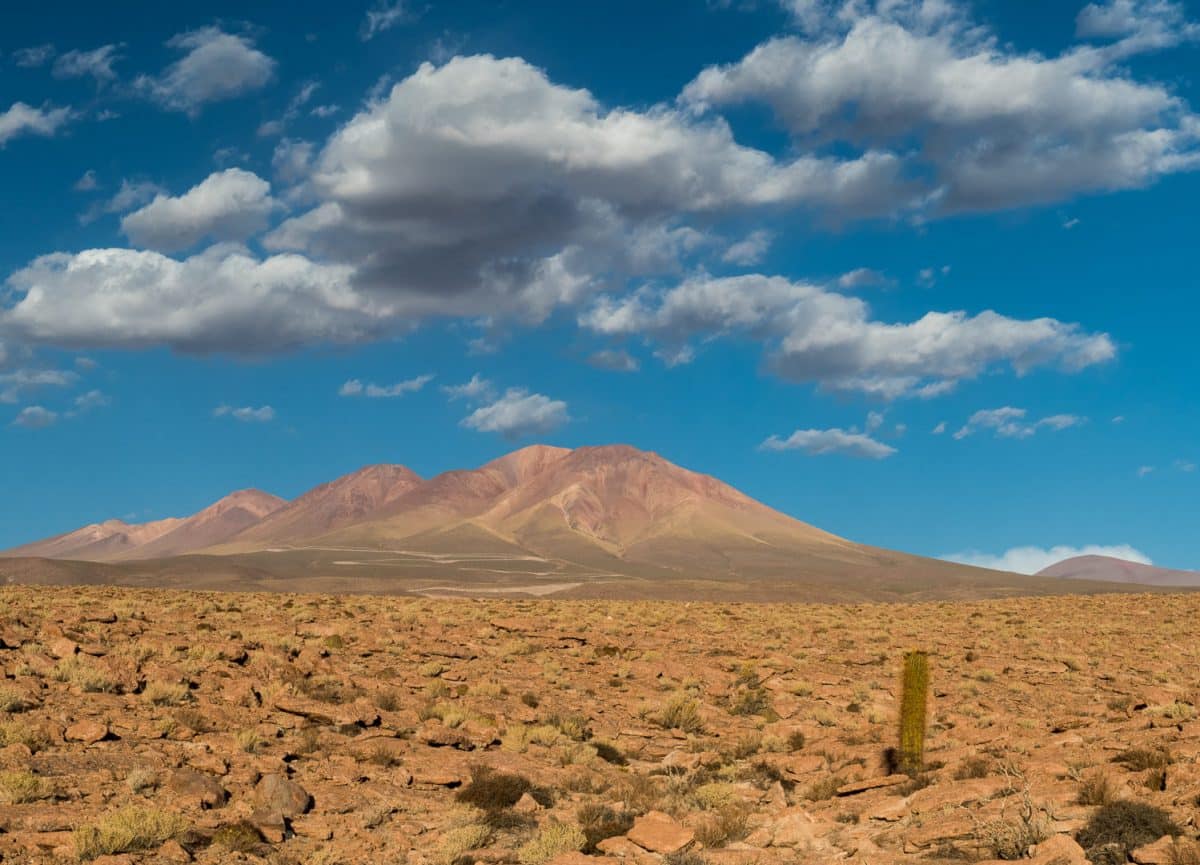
[1,445,1177,601]
[1038,555,1200,587]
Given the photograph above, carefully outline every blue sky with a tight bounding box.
[1,0,1197,573]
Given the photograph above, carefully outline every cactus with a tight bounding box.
[898,650,929,775]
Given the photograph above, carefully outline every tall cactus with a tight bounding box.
[898,650,929,776]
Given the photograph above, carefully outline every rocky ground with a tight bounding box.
[1,586,1199,865]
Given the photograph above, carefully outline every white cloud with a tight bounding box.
[865,409,884,432]
[72,389,110,412]
[74,170,99,192]
[943,543,1153,575]
[79,179,164,225]
[1076,0,1198,51]
[2,246,381,355]
[0,102,73,146]
[11,406,58,429]
[120,169,279,252]
[136,27,275,115]
[684,0,1200,214]
[953,406,1086,439]
[1138,464,1155,477]
[761,427,897,458]
[52,44,122,84]
[339,374,433,397]
[362,1,413,40]
[272,139,314,184]
[587,349,640,372]
[214,404,275,422]
[838,267,891,289]
[461,388,570,438]
[581,273,1114,398]
[1174,458,1196,473]
[443,374,496,402]
[263,53,910,327]
[0,368,78,404]
[722,230,773,265]
[12,45,55,68]
[932,421,947,434]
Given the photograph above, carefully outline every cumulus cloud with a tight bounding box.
[461,388,570,438]
[52,44,122,84]
[339,374,433,397]
[684,0,1200,214]
[263,53,909,326]
[2,246,381,355]
[0,102,73,146]
[11,406,58,429]
[581,273,1114,398]
[120,169,279,252]
[214,404,275,422]
[953,406,1086,439]
[943,543,1153,574]
[587,349,640,372]
[761,426,897,458]
[136,27,275,114]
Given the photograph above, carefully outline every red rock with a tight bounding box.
[64,719,108,744]
[626,811,694,854]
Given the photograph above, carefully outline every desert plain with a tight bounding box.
[1,584,1198,865]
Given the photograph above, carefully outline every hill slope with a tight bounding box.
[1038,555,1200,587]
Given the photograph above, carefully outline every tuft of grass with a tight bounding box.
[955,755,992,779]
[0,770,51,804]
[237,728,264,754]
[73,806,188,861]
[786,730,806,751]
[693,803,750,849]
[657,694,705,734]
[0,720,49,752]
[126,768,157,794]
[517,820,587,865]
[455,766,537,811]
[142,681,190,706]
[1077,770,1118,806]
[577,803,634,853]
[440,822,492,865]
[0,687,28,713]
[1112,747,1172,771]
[211,821,263,853]
[53,657,117,694]
[1077,800,1181,862]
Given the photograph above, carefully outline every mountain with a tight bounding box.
[1,445,1171,601]
[1038,555,1200,587]
[217,464,423,548]
[4,490,284,562]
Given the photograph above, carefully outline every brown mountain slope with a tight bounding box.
[218,464,423,549]
[1,517,184,562]
[1038,555,1200,586]
[126,490,286,560]
[1,490,284,563]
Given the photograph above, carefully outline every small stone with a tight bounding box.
[166,769,228,809]
[254,773,312,818]
[626,810,694,854]
[64,719,109,744]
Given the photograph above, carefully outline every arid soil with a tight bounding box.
[2,585,1199,864]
